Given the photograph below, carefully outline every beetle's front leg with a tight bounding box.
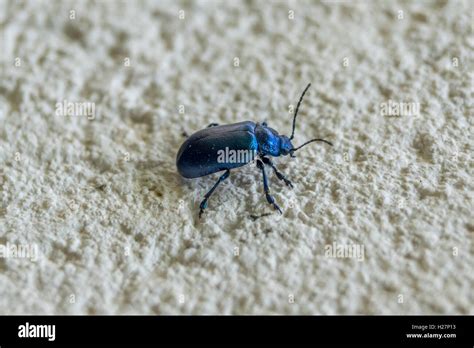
[261,156,293,188]
[256,159,282,214]
[199,169,230,218]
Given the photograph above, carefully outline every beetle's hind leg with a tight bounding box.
[261,156,293,188]
[256,159,282,214]
[199,169,230,218]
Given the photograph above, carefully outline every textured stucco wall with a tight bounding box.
[0,0,472,314]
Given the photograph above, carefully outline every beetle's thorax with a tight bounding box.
[255,123,293,157]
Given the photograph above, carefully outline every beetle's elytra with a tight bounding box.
[176,83,333,218]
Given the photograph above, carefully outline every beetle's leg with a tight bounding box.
[261,156,293,188]
[206,123,219,128]
[199,169,230,218]
[256,159,282,214]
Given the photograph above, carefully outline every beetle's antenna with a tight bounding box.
[291,138,333,153]
[290,83,311,140]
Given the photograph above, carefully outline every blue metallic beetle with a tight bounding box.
[176,83,333,218]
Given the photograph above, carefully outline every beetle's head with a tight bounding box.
[286,83,333,157]
[279,135,294,156]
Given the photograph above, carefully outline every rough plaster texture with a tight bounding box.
[0,0,473,314]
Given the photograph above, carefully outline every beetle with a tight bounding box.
[176,83,333,218]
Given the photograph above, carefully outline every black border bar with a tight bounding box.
[0,315,473,345]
